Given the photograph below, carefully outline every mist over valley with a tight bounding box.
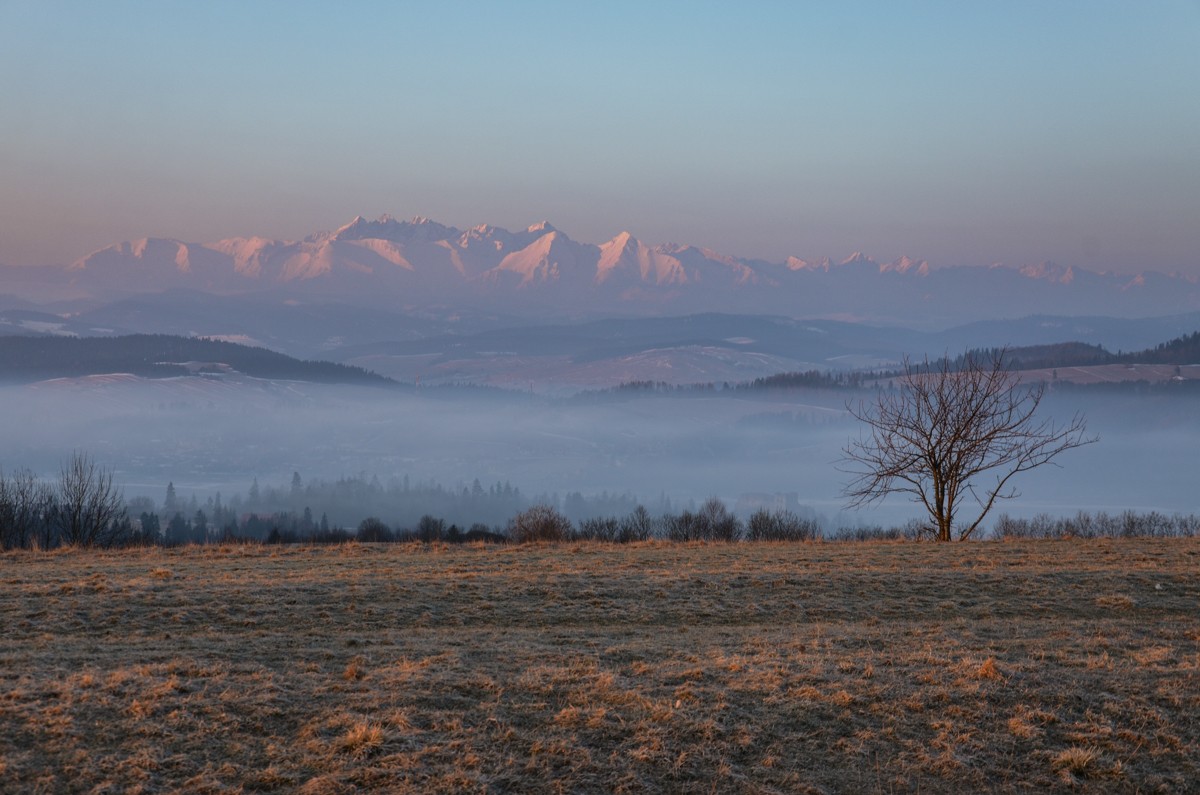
[0,322,1195,534]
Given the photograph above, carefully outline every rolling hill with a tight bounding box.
[0,334,395,386]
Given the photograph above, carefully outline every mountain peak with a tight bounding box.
[840,251,874,266]
[336,215,368,235]
[526,221,556,235]
[330,214,461,243]
[1020,261,1075,284]
[785,256,827,272]
[882,255,931,276]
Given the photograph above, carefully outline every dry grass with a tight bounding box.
[1,538,1198,793]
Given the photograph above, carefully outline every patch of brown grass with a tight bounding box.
[1051,745,1122,784]
[1095,593,1137,610]
[333,721,386,759]
[0,538,1197,792]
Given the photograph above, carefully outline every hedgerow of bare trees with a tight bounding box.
[842,349,1097,541]
[995,510,1200,539]
[0,454,126,549]
[574,506,657,543]
[0,468,57,550]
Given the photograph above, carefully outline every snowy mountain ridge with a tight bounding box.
[11,215,1198,325]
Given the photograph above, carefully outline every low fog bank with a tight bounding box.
[0,377,1195,532]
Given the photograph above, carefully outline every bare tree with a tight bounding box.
[745,509,820,542]
[842,350,1096,541]
[56,453,126,547]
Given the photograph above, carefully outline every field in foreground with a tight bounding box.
[1,540,1197,793]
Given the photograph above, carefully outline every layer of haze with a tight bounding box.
[2,1,1198,273]
[0,377,1194,532]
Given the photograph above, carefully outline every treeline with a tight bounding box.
[4,458,1198,551]
[0,334,394,385]
[862,331,1200,383]
[732,370,865,390]
[346,499,822,545]
[962,342,1113,371]
[120,474,529,546]
[1049,378,1200,396]
[570,369,864,402]
[204,472,639,534]
[228,472,530,532]
[568,381,722,402]
[66,471,644,547]
[1120,330,1200,365]
[869,345,1109,380]
[156,501,1200,547]
[994,510,1200,539]
[957,331,1200,373]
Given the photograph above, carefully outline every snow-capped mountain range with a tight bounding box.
[18,215,1200,324]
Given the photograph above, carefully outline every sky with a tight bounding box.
[2,1,1198,273]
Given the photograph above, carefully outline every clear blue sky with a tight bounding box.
[2,1,1198,273]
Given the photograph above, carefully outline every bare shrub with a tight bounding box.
[618,505,656,542]
[993,514,1029,539]
[507,504,573,543]
[576,516,620,542]
[664,498,740,542]
[417,515,445,543]
[829,525,908,542]
[355,517,393,543]
[699,497,741,541]
[663,510,704,541]
[464,523,506,544]
[744,509,820,542]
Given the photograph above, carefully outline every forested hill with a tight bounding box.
[0,334,396,386]
[1121,331,1200,365]
[958,331,1200,371]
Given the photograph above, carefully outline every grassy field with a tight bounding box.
[1,539,1197,793]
